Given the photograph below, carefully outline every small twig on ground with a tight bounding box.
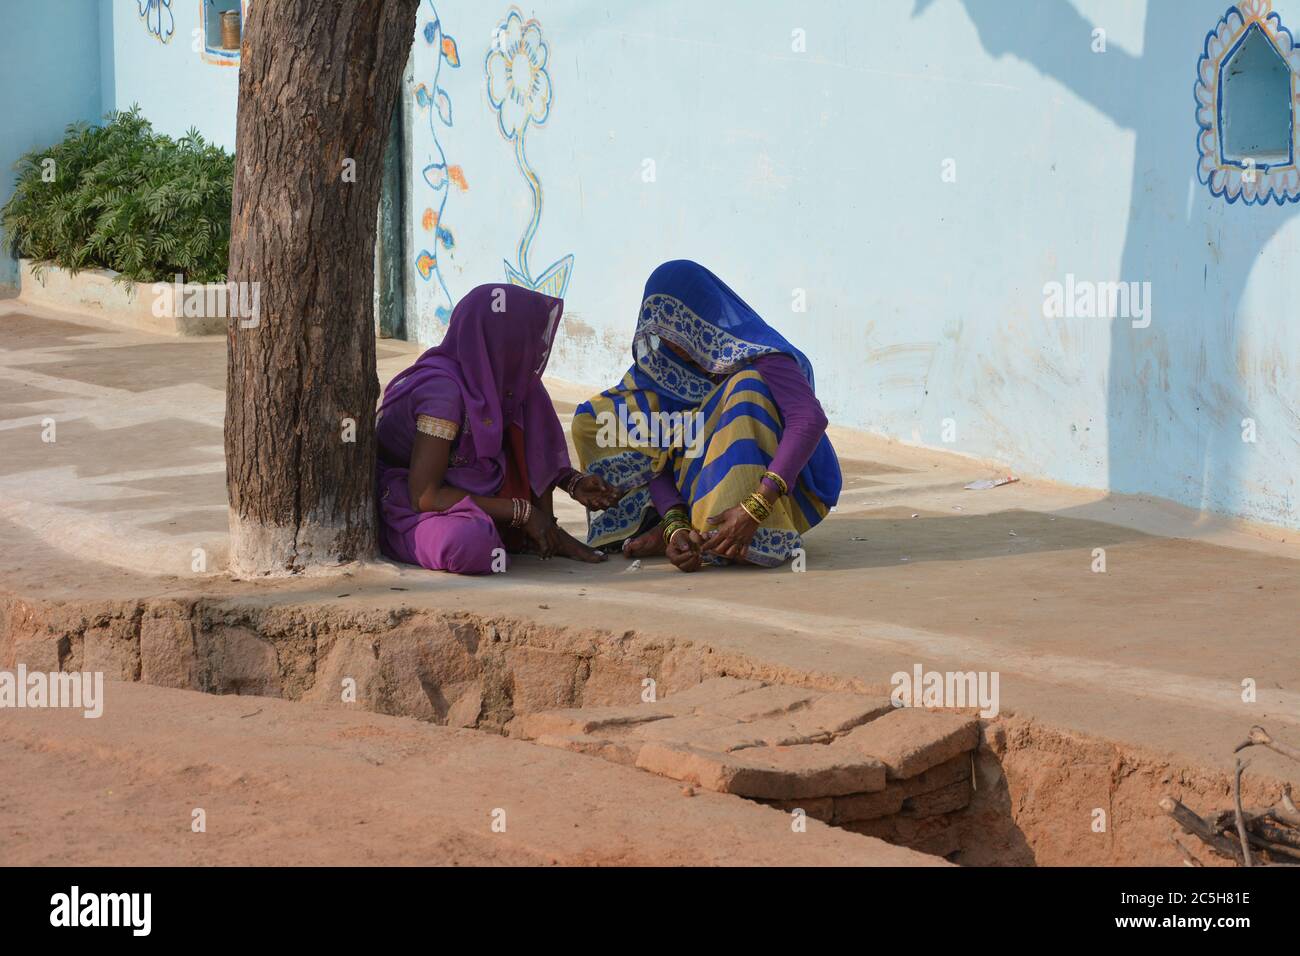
[1170,835,1204,867]
[240,708,263,719]
[1232,757,1254,867]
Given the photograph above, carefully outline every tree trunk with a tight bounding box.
[225,0,419,576]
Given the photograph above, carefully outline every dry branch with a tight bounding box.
[1159,795,1245,864]
[1234,725,1300,763]
[1159,726,1300,867]
[1232,757,1253,867]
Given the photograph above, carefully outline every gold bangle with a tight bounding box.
[761,470,788,497]
[662,515,691,541]
[739,495,768,524]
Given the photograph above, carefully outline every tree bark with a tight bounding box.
[225,0,419,575]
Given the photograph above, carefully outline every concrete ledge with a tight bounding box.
[17,259,226,336]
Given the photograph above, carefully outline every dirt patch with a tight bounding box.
[1,594,1292,866]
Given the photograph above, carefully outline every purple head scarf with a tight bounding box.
[381,284,563,457]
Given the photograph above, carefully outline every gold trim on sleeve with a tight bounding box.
[416,414,459,440]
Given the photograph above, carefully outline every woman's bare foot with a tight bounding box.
[622,525,666,558]
[553,526,608,563]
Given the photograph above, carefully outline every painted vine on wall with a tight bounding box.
[413,0,465,325]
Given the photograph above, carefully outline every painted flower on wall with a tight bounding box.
[486,10,553,141]
[137,0,175,44]
[1195,0,1300,205]
[484,7,573,301]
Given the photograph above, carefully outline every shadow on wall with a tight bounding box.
[940,0,1299,526]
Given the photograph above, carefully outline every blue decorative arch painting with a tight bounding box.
[485,7,574,300]
[413,1,464,326]
[1196,0,1300,205]
[138,0,175,44]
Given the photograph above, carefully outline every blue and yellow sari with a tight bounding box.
[572,260,841,566]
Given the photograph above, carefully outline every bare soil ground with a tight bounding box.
[0,680,934,866]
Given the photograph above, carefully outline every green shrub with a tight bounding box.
[1,106,233,284]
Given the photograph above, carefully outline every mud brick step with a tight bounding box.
[631,713,739,742]
[530,733,643,767]
[898,753,972,796]
[665,716,814,752]
[656,676,765,714]
[635,739,887,800]
[520,681,894,748]
[634,710,848,752]
[840,707,979,780]
[514,705,670,739]
[900,778,972,818]
[656,695,896,751]
[833,788,907,824]
[833,754,973,824]
[793,692,894,735]
[699,684,820,720]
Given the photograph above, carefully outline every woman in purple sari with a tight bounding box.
[375,284,620,574]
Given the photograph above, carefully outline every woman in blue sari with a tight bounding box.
[572,260,841,571]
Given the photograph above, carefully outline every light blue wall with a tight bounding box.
[104,0,240,150]
[0,0,105,289]
[406,0,1300,529]
[7,1,1298,530]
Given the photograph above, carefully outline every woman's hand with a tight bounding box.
[666,527,706,572]
[702,505,759,561]
[522,508,557,559]
[571,474,622,511]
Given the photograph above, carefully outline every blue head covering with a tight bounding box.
[621,259,840,508]
[628,260,818,409]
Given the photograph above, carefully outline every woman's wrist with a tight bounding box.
[760,470,787,499]
[564,468,595,496]
[661,506,692,544]
[738,492,770,525]
[510,497,534,528]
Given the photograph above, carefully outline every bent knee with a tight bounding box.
[416,516,503,575]
[442,523,503,575]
